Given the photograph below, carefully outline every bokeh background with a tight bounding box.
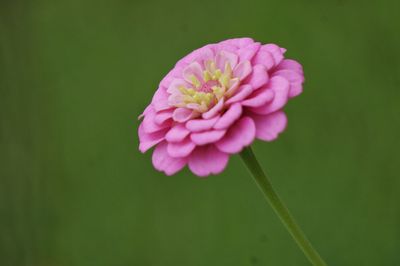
[1,0,399,265]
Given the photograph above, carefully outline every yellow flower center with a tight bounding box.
[174,60,239,113]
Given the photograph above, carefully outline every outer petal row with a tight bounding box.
[152,141,230,177]
[188,145,229,177]
[215,117,256,153]
[251,111,287,141]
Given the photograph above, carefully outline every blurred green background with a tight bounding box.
[1,0,399,265]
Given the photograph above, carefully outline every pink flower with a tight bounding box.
[138,38,304,177]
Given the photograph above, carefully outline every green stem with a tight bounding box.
[239,146,327,266]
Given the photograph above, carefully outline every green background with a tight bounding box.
[1,0,399,265]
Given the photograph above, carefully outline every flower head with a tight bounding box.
[138,38,304,176]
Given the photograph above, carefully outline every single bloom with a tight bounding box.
[138,38,304,177]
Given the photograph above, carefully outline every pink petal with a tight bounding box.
[233,61,252,80]
[167,137,196,158]
[260,44,284,66]
[273,69,304,98]
[275,59,304,74]
[188,145,229,177]
[219,38,254,49]
[251,111,287,141]
[172,108,196,122]
[168,93,184,106]
[142,109,171,133]
[248,76,289,115]
[225,85,253,105]
[202,98,224,119]
[218,39,240,47]
[244,64,269,90]
[182,47,214,65]
[186,103,205,112]
[215,51,238,70]
[154,109,173,125]
[152,87,170,111]
[160,66,183,89]
[238,42,261,62]
[238,38,254,47]
[252,50,275,70]
[165,124,190,143]
[138,124,168,153]
[215,43,237,53]
[241,87,274,108]
[214,103,242,129]
[186,115,220,132]
[215,116,256,154]
[287,83,303,98]
[167,78,189,94]
[183,62,204,83]
[225,79,240,96]
[273,69,304,84]
[152,142,187,175]
[190,129,226,145]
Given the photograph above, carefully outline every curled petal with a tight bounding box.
[190,129,226,145]
[238,42,261,62]
[252,50,275,70]
[233,61,252,80]
[142,109,171,133]
[152,142,187,175]
[244,64,269,90]
[165,124,190,143]
[225,85,253,105]
[186,115,220,132]
[260,44,285,66]
[248,76,289,115]
[154,109,173,125]
[214,103,242,129]
[287,83,303,98]
[273,69,304,84]
[225,79,240,97]
[172,108,196,122]
[216,50,238,70]
[276,59,304,74]
[273,69,304,98]
[167,137,196,158]
[188,145,229,177]
[152,87,170,111]
[138,124,168,153]
[202,98,224,119]
[183,62,204,84]
[251,111,287,141]
[241,87,274,108]
[215,117,256,154]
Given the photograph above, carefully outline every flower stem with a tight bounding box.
[239,146,327,266]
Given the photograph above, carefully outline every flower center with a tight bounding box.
[171,58,240,113]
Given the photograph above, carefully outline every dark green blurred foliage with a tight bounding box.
[1,0,399,265]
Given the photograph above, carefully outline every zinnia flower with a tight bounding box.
[138,37,304,176]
